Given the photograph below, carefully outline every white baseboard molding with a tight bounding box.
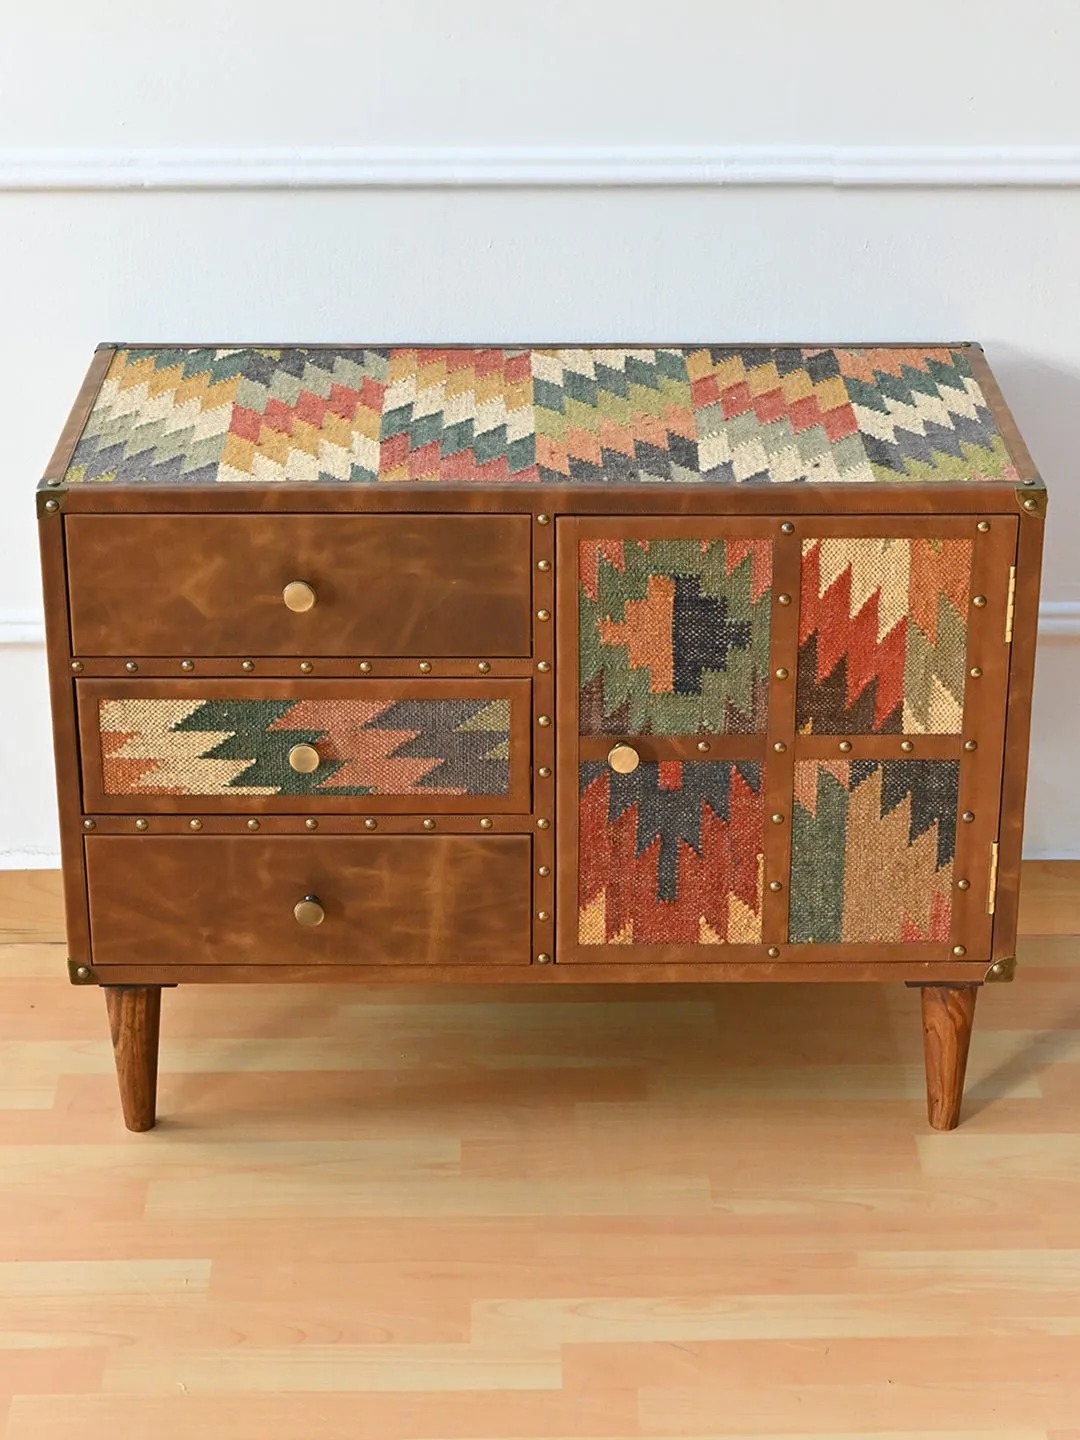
[4,144,1080,192]
[5,601,1080,650]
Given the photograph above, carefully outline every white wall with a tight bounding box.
[2,2,1079,862]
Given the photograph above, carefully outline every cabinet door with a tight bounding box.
[557,515,1016,966]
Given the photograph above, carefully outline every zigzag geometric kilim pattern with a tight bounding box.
[790,759,959,943]
[797,537,972,733]
[98,696,511,796]
[578,760,765,945]
[580,537,773,734]
[64,346,1017,484]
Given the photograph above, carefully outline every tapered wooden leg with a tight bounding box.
[919,984,978,1131]
[104,986,163,1132]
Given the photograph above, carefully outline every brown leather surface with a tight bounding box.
[85,835,532,968]
[66,514,532,658]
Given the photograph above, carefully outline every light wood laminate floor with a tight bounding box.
[1,863,1078,1439]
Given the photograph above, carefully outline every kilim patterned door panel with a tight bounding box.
[77,679,531,814]
[559,518,781,962]
[788,517,1018,961]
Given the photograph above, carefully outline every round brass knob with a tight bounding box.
[607,744,640,775]
[293,895,325,927]
[283,580,316,613]
[288,743,320,774]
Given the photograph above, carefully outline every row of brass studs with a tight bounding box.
[73,658,508,675]
[83,816,548,833]
[533,515,555,963]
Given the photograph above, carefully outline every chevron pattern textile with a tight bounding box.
[790,759,959,944]
[578,761,765,945]
[580,537,773,735]
[97,696,512,796]
[797,537,972,734]
[64,346,1016,485]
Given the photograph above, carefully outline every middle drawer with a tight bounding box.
[78,678,531,814]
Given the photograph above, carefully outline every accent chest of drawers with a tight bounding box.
[38,343,1045,1131]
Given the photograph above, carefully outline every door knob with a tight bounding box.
[607,744,640,775]
[283,580,316,612]
[288,743,321,774]
[293,895,325,927]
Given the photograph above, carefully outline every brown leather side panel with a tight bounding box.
[66,514,532,657]
[85,835,532,967]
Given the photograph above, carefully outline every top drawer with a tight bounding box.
[65,514,533,658]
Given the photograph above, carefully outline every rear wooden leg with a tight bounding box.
[919,984,978,1131]
[105,986,163,1132]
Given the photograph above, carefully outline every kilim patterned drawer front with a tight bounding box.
[77,680,531,814]
[38,342,1046,1133]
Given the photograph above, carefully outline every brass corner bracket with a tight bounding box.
[36,485,65,517]
[67,958,98,985]
[1016,484,1046,518]
[984,955,1017,983]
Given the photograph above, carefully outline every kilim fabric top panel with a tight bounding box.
[580,537,772,735]
[797,537,973,734]
[63,346,1017,485]
[789,759,959,943]
[97,696,511,796]
[578,760,765,945]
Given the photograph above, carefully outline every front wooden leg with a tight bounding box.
[104,986,163,1132]
[920,984,979,1131]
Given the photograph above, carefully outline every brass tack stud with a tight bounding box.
[242,659,254,672]
[537,818,550,829]
[305,818,318,830]
[1023,497,1038,512]
[537,514,551,525]
[537,660,551,673]
[364,817,377,830]
[977,520,991,532]
[300,661,313,674]
[189,818,203,831]
[839,741,852,753]
[535,952,552,964]
[537,865,550,877]
[537,559,551,572]
[419,661,432,673]
[247,818,260,831]
[770,812,785,825]
[125,660,138,673]
[767,946,781,958]
[479,817,493,829]
[900,740,914,752]
[952,945,967,957]
[775,667,789,680]
[957,878,970,890]
[538,765,552,778]
[537,715,551,727]
[422,818,436,830]
[536,609,551,622]
[71,660,83,673]
[537,910,550,922]
[768,880,783,892]
[135,818,148,831]
[962,811,975,823]
[964,739,978,751]
[773,741,787,753]
[970,666,983,678]
[46,477,61,486]
[44,498,59,512]
[777,593,792,606]
[75,964,91,979]
[180,659,195,671]
[780,522,795,534]
[477,661,491,673]
[697,740,710,753]
[83,819,96,831]
[972,595,987,608]
[359,661,372,673]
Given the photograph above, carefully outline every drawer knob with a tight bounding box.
[283,580,317,613]
[607,744,640,775]
[288,743,321,774]
[293,895,325,928]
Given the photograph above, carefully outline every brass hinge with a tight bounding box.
[1004,566,1016,643]
[987,840,1000,915]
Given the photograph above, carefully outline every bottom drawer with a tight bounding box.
[85,835,532,968]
